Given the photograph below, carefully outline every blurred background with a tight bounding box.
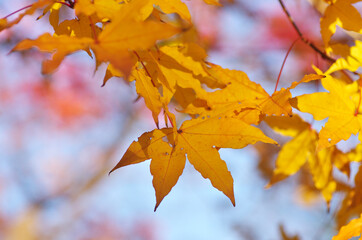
[0,0,343,239]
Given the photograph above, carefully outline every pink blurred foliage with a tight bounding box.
[19,62,106,128]
[188,0,327,74]
[76,216,160,240]
[187,0,220,49]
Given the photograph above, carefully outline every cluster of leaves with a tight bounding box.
[2,0,362,238]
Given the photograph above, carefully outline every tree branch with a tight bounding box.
[278,0,335,63]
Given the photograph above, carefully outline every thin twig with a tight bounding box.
[278,0,335,63]
[275,37,300,92]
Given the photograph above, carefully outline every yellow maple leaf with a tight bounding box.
[102,63,124,86]
[159,43,209,77]
[332,214,362,240]
[320,0,362,49]
[110,116,276,210]
[154,0,191,22]
[130,46,214,119]
[291,74,362,149]
[74,0,122,21]
[12,0,180,75]
[131,67,164,126]
[75,0,191,23]
[91,12,180,75]
[266,115,318,185]
[265,115,338,204]
[326,40,362,74]
[201,65,323,117]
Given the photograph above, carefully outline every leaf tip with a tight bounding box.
[154,198,164,212]
[108,165,119,175]
[289,97,298,109]
[229,195,236,207]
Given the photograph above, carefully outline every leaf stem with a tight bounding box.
[166,113,174,128]
[2,1,73,19]
[64,0,76,8]
[274,37,300,93]
[88,16,99,43]
[277,0,335,63]
[133,51,157,87]
[2,4,33,19]
[55,1,73,8]
[355,85,362,116]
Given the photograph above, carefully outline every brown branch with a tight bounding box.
[278,0,335,63]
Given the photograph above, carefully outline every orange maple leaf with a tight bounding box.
[332,213,362,240]
[12,0,180,75]
[110,116,276,211]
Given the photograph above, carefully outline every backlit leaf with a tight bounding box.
[291,74,362,149]
[332,214,362,240]
[111,116,277,209]
[320,0,362,48]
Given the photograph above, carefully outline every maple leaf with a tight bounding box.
[74,0,122,21]
[264,115,316,187]
[54,14,98,39]
[102,63,124,86]
[320,0,362,49]
[110,116,277,210]
[334,165,362,225]
[129,44,217,122]
[332,213,362,240]
[37,2,64,31]
[74,0,191,23]
[12,33,92,74]
[0,0,54,32]
[195,65,323,119]
[326,40,362,74]
[130,67,164,126]
[91,18,180,76]
[291,74,362,149]
[129,48,322,127]
[159,43,209,78]
[12,0,180,75]
[133,47,207,97]
[265,115,339,204]
[153,0,191,22]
